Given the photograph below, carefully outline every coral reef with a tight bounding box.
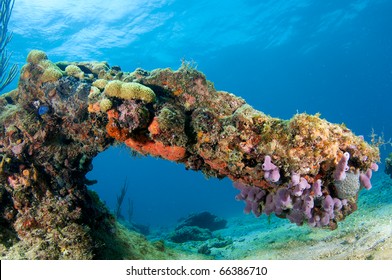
[0,50,380,258]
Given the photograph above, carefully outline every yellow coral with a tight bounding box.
[120,82,156,103]
[26,50,48,64]
[65,65,84,79]
[41,67,63,83]
[104,80,122,97]
[38,60,55,69]
[92,79,108,90]
[104,80,155,103]
[99,98,112,112]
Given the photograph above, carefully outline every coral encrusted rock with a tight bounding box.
[0,50,381,258]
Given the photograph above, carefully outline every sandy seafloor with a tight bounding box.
[148,172,392,260]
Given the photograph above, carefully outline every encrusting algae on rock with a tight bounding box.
[0,50,380,259]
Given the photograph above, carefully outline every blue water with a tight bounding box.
[3,0,392,228]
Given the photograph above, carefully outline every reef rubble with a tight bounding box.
[0,50,380,259]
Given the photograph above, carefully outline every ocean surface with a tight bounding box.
[3,0,392,236]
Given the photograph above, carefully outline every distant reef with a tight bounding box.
[0,50,380,259]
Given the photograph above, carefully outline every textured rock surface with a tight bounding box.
[0,51,380,258]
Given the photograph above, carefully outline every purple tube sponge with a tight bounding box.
[275,188,292,210]
[312,179,323,197]
[292,197,303,211]
[333,198,342,211]
[251,201,262,217]
[370,162,379,171]
[333,152,350,181]
[244,201,252,214]
[262,155,280,182]
[304,195,314,208]
[322,195,335,216]
[247,188,258,202]
[291,173,300,185]
[359,169,372,190]
[366,168,372,179]
[262,155,276,170]
[292,177,310,196]
[302,195,314,219]
[264,193,276,215]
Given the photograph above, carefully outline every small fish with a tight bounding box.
[38,106,49,116]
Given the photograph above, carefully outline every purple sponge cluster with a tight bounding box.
[235,152,378,228]
[234,182,266,217]
[234,176,348,228]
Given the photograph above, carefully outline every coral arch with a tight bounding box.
[0,51,380,258]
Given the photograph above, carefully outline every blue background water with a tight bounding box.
[3,0,392,228]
